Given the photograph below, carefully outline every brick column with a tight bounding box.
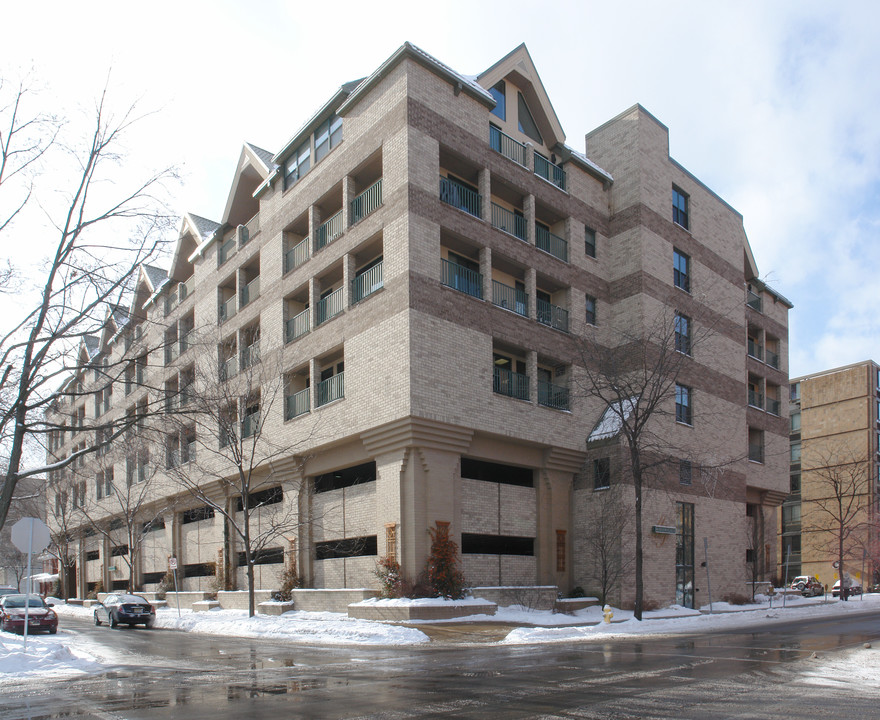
[526,267,537,321]
[528,350,538,404]
[342,175,355,229]
[343,252,355,308]
[478,167,490,222]
[524,193,536,244]
[479,246,492,303]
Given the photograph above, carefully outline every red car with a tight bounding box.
[0,594,58,634]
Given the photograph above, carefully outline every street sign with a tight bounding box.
[169,557,178,570]
[11,517,51,553]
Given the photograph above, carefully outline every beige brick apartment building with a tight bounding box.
[45,43,790,608]
[782,361,880,590]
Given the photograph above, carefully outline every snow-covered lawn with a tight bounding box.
[0,593,876,682]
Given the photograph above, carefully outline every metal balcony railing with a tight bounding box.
[218,296,236,325]
[491,202,527,241]
[491,280,527,317]
[314,210,344,251]
[179,331,192,356]
[352,262,384,303]
[316,373,344,407]
[534,153,566,191]
[538,381,570,411]
[766,348,779,369]
[747,338,763,361]
[766,397,781,416]
[536,298,569,332]
[284,237,310,274]
[439,176,482,218]
[747,289,763,312]
[179,276,195,302]
[285,388,310,420]
[218,236,236,266]
[748,389,764,409]
[350,178,382,225]
[240,276,260,307]
[240,213,260,246]
[441,259,482,299]
[489,125,527,167]
[535,224,568,262]
[285,309,310,343]
[241,342,260,371]
[493,366,529,401]
[315,288,344,326]
[242,412,260,439]
[164,341,179,366]
[220,355,237,381]
[164,290,178,317]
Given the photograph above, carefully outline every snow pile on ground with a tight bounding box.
[0,633,106,680]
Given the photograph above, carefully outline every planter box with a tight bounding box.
[555,597,599,614]
[348,601,497,621]
[258,601,295,616]
[291,588,378,613]
[217,590,274,610]
[469,586,559,611]
[192,600,220,612]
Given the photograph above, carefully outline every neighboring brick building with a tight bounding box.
[782,361,880,590]
[44,43,790,607]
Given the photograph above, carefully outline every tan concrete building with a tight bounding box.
[45,43,790,607]
[782,361,880,590]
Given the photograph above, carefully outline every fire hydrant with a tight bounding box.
[603,604,613,623]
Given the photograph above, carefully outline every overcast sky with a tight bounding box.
[2,0,878,378]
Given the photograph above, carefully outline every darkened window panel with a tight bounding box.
[182,505,215,524]
[313,462,376,493]
[315,535,378,560]
[109,518,124,530]
[142,519,165,533]
[517,92,543,144]
[142,571,166,584]
[85,550,100,561]
[183,563,215,577]
[236,485,284,512]
[111,544,129,557]
[673,186,689,229]
[679,459,692,485]
[111,580,128,591]
[676,384,693,425]
[460,458,533,487]
[489,80,506,120]
[594,457,610,489]
[675,313,691,355]
[585,227,596,258]
[237,546,284,566]
[673,249,690,292]
[461,533,534,556]
[585,295,597,326]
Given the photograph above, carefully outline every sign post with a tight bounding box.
[169,557,181,617]
[11,518,51,652]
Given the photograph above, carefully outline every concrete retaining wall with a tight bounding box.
[347,602,497,621]
[469,586,559,611]
[291,588,378,613]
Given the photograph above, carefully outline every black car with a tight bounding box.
[93,593,156,628]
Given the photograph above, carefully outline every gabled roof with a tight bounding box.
[220,143,275,227]
[82,335,100,362]
[245,143,276,172]
[181,212,221,266]
[588,398,638,442]
[140,264,170,310]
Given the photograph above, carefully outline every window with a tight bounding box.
[517,92,543,144]
[585,227,596,258]
[790,411,801,434]
[182,506,214,524]
[593,457,610,489]
[675,502,695,608]
[461,534,534,556]
[673,249,690,292]
[284,140,310,189]
[790,441,801,464]
[315,114,342,163]
[674,313,691,355]
[460,458,533,487]
[790,473,801,495]
[314,461,377,494]
[585,295,597,326]
[672,186,689,230]
[315,536,378,560]
[679,459,692,485]
[675,384,692,425]
[96,468,113,500]
[489,80,505,120]
[790,382,800,401]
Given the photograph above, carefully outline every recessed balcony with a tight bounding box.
[285,309,310,343]
[534,153,566,191]
[349,179,383,226]
[489,125,527,167]
[538,381,569,411]
[285,388,310,420]
[316,373,344,407]
[314,210,344,252]
[441,258,482,299]
[352,261,384,304]
[439,176,482,219]
[492,279,527,317]
[284,237,310,274]
[536,298,569,333]
[491,202,527,241]
[493,366,529,401]
[535,223,568,262]
[315,288,344,326]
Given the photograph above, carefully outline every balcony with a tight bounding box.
[535,224,568,262]
[534,153,566,191]
[748,389,764,409]
[439,176,481,218]
[218,296,236,325]
[766,396,781,416]
[179,276,195,302]
[491,203,527,241]
[536,298,569,333]
[349,179,382,225]
[242,412,260,439]
[314,210,344,251]
[747,289,763,312]
[315,288,344,326]
[285,388,310,420]
[284,237,310,274]
[316,373,344,407]
[766,348,779,369]
[493,366,529,401]
[538,381,570,411]
[241,342,260,371]
[164,342,179,366]
[220,355,237,381]
[441,259,482,299]
[179,331,192,356]
[492,280,527,317]
[489,125,527,167]
[240,276,260,308]
[164,290,178,317]
[747,338,763,361]
[240,213,260,246]
[285,309,310,343]
[352,261,384,303]
[218,236,236,266]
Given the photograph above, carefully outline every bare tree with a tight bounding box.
[0,80,177,530]
[577,483,634,605]
[165,332,316,617]
[803,448,872,600]
[44,478,81,599]
[574,307,720,619]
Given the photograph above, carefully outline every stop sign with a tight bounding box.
[11,517,51,553]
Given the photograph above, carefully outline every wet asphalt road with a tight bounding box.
[4,610,880,719]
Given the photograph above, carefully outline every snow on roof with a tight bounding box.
[142,264,169,292]
[188,213,220,241]
[245,143,277,172]
[567,146,613,184]
[588,397,638,442]
[82,335,100,361]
